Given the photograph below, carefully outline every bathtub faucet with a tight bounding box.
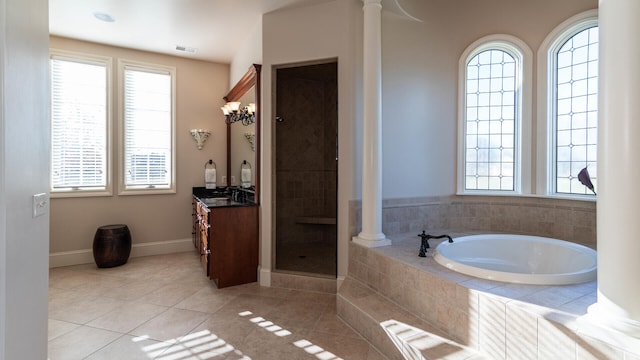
[417,230,453,257]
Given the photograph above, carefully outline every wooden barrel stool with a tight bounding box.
[93,224,132,268]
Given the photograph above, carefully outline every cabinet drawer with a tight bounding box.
[194,198,211,276]
[200,222,209,275]
[199,242,209,275]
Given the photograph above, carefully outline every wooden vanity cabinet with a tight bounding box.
[192,196,258,288]
[210,205,258,288]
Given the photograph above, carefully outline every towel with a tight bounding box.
[241,168,251,188]
[205,168,216,189]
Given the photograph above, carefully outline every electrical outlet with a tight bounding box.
[33,193,48,218]
[221,175,227,185]
[231,176,236,185]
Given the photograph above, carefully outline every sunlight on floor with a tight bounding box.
[48,253,378,359]
[244,311,344,360]
[135,310,347,360]
[247,314,292,337]
[293,339,343,360]
[143,329,245,360]
[381,319,470,360]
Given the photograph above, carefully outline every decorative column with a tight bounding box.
[587,0,640,337]
[353,0,390,248]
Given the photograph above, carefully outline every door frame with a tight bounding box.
[271,58,339,276]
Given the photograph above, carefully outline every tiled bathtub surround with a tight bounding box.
[349,195,597,248]
[338,232,640,360]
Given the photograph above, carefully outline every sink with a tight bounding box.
[200,197,237,207]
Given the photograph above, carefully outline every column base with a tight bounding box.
[586,292,640,339]
[352,232,391,248]
[258,266,271,287]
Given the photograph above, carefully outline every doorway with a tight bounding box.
[274,61,338,277]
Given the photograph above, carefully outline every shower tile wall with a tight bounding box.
[350,195,597,248]
[275,64,337,275]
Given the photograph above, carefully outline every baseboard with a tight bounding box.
[49,238,193,268]
[49,249,95,268]
[259,267,271,287]
[129,238,193,258]
[271,271,337,293]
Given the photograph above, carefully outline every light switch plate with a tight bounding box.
[33,193,48,218]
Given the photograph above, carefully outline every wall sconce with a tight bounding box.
[190,129,211,150]
[221,102,256,126]
[244,133,255,152]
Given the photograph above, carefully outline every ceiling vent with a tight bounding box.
[175,45,197,54]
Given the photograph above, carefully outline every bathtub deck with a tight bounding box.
[338,231,640,360]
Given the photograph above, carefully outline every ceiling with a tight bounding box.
[48,0,325,63]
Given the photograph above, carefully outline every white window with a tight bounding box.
[458,35,532,194]
[119,60,176,194]
[50,50,112,197]
[538,10,598,197]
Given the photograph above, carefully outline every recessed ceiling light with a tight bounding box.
[93,12,115,23]
[175,45,197,54]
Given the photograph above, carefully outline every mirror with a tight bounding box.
[224,64,261,203]
[230,90,256,186]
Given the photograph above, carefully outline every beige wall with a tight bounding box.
[47,0,600,268]
[1,0,50,357]
[381,0,598,198]
[229,18,263,88]
[49,36,229,255]
[261,0,362,283]
[258,0,598,284]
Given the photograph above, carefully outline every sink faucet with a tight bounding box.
[417,230,453,257]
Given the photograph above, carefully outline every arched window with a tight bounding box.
[458,35,532,194]
[538,10,598,197]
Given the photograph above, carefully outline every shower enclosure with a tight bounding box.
[274,61,338,277]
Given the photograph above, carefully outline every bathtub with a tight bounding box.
[433,234,597,285]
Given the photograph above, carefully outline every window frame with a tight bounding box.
[457,34,533,195]
[117,59,177,195]
[49,49,113,198]
[537,9,598,199]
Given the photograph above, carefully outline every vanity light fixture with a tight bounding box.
[221,102,256,126]
[190,129,211,150]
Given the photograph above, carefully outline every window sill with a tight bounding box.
[51,189,112,199]
[118,187,176,196]
[456,191,596,203]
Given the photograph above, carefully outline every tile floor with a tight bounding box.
[276,241,337,276]
[48,252,385,360]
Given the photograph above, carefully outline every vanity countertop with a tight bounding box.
[192,187,256,208]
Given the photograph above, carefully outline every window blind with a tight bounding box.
[50,57,107,191]
[123,66,172,188]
